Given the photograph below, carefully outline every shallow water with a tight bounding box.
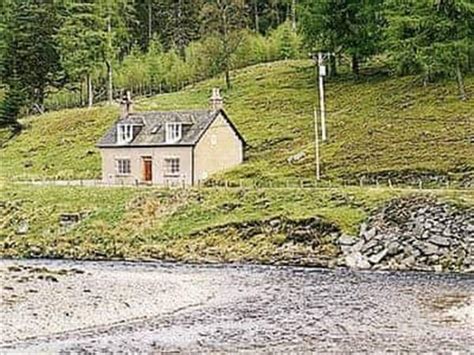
[1,259,473,352]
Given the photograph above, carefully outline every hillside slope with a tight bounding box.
[1,60,473,185]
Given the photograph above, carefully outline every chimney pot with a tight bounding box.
[209,88,223,111]
[120,90,133,118]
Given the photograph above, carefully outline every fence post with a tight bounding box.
[418,179,423,190]
[388,179,392,189]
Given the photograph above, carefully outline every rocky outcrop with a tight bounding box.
[339,196,473,273]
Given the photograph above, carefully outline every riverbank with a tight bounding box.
[1,184,472,273]
[1,259,473,352]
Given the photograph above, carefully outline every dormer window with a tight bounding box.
[166,123,182,143]
[117,124,134,144]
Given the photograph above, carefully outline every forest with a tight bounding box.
[0,0,472,132]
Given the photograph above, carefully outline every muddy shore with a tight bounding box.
[1,259,473,353]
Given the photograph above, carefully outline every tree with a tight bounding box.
[299,0,385,76]
[131,0,202,55]
[166,0,203,57]
[1,1,62,109]
[0,0,13,79]
[0,70,24,132]
[386,0,473,99]
[57,2,105,107]
[97,0,135,104]
[201,0,248,89]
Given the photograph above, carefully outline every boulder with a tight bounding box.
[386,241,401,256]
[429,235,451,247]
[369,248,388,264]
[16,220,29,235]
[338,234,358,246]
[416,242,440,256]
[345,252,371,270]
[364,227,377,240]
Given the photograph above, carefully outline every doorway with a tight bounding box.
[142,157,153,183]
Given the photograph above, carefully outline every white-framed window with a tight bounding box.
[116,159,131,175]
[164,158,180,176]
[166,123,182,143]
[117,124,134,144]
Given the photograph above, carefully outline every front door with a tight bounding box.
[142,157,153,183]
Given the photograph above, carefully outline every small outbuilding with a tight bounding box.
[97,89,245,186]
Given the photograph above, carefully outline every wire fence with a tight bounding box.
[9,175,472,191]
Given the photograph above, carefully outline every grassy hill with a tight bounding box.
[1,183,472,261]
[1,60,473,186]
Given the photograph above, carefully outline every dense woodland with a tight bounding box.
[0,0,472,131]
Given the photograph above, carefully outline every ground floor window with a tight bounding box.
[116,159,131,175]
[164,158,180,176]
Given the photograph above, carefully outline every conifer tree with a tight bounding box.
[57,2,105,107]
[0,70,24,132]
[1,0,62,108]
[299,0,385,76]
[386,0,473,99]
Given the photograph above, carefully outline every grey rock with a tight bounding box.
[429,235,451,247]
[364,227,377,240]
[269,219,280,228]
[369,248,388,264]
[338,234,358,246]
[345,252,371,270]
[418,242,439,256]
[361,239,379,253]
[387,241,401,256]
[420,230,431,240]
[287,151,306,163]
[350,239,365,253]
[340,245,352,255]
[16,220,29,235]
[401,255,416,267]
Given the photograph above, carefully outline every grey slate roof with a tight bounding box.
[97,109,244,147]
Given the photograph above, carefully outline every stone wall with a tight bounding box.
[339,196,473,273]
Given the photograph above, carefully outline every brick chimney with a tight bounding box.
[120,91,133,118]
[209,88,223,111]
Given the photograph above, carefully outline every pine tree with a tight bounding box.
[299,0,385,76]
[1,1,62,108]
[57,2,105,107]
[386,0,473,99]
[0,71,24,132]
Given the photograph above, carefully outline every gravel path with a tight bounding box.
[1,259,473,352]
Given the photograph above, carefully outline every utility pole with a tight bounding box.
[291,0,297,32]
[318,52,327,142]
[314,106,321,181]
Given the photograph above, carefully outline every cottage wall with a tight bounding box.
[100,146,193,186]
[193,113,244,182]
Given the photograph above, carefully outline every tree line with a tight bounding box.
[0,0,472,131]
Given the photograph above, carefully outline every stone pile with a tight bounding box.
[339,196,473,273]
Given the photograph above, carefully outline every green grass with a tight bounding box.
[1,183,472,262]
[0,60,472,184]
